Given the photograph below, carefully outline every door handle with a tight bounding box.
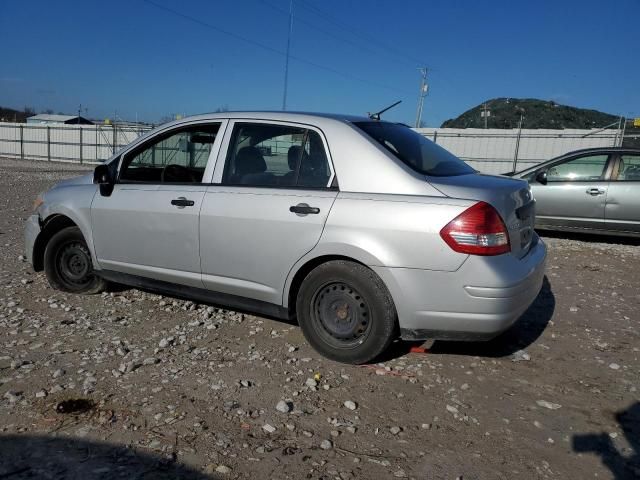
[289,203,320,215]
[171,197,195,208]
[585,188,605,196]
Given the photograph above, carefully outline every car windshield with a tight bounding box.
[354,121,475,176]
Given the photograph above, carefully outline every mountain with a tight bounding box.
[441,98,622,129]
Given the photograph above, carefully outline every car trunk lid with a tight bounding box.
[428,173,535,259]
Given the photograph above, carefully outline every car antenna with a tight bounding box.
[368,100,402,121]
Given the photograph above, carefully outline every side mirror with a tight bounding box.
[535,170,548,185]
[93,164,113,185]
[94,164,115,197]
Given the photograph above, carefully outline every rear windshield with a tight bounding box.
[354,122,475,176]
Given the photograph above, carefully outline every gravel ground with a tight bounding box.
[0,157,638,480]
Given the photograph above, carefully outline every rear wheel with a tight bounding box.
[296,260,397,364]
[44,226,107,294]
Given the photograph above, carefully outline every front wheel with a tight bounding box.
[296,260,397,364]
[43,226,107,294]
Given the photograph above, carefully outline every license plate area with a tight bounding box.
[516,201,535,251]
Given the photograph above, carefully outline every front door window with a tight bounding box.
[546,154,609,182]
[119,124,220,183]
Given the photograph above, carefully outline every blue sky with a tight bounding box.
[1,0,638,125]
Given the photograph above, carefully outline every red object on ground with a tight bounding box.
[409,346,429,354]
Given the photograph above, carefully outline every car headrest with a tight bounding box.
[287,145,302,170]
[235,146,266,175]
[307,151,326,170]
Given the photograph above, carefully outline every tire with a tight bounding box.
[296,260,397,364]
[43,226,107,294]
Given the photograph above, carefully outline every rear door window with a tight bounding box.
[222,123,331,188]
[616,154,640,181]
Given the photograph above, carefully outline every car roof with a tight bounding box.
[161,111,376,128]
[549,146,640,156]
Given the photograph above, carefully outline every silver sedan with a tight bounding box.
[25,112,546,364]
[512,147,640,237]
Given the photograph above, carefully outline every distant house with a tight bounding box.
[26,114,93,125]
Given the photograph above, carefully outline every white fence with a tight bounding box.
[0,122,151,164]
[0,121,626,173]
[416,127,621,174]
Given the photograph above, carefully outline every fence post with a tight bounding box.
[95,125,98,161]
[79,127,83,164]
[433,130,438,144]
[112,124,117,155]
[19,125,24,160]
[47,126,51,161]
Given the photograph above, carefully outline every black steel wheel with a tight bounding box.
[296,260,397,364]
[44,226,107,294]
[311,282,372,349]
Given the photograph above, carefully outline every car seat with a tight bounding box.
[232,146,275,185]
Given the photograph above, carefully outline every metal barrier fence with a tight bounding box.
[415,127,634,174]
[0,122,637,173]
[0,122,151,164]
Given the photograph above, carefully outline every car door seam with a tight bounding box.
[281,192,339,307]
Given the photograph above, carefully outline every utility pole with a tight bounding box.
[282,0,294,111]
[481,102,490,129]
[77,104,88,124]
[414,67,428,128]
[512,108,525,173]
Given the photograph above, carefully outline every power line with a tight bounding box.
[141,0,412,97]
[257,0,417,69]
[297,0,425,67]
[414,68,428,127]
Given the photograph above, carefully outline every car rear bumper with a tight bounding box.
[373,235,547,341]
[24,214,41,266]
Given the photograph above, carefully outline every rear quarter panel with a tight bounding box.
[300,192,473,270]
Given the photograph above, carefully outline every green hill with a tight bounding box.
[441,98,621,129]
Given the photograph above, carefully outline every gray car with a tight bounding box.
[511,147,640,237]
[24,112,546,364]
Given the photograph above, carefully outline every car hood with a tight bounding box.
[52,172,95,189]
[427,173,534,259]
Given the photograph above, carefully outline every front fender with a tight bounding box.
[39,184,100,269]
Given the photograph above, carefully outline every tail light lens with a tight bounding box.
[440,201,510,255]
